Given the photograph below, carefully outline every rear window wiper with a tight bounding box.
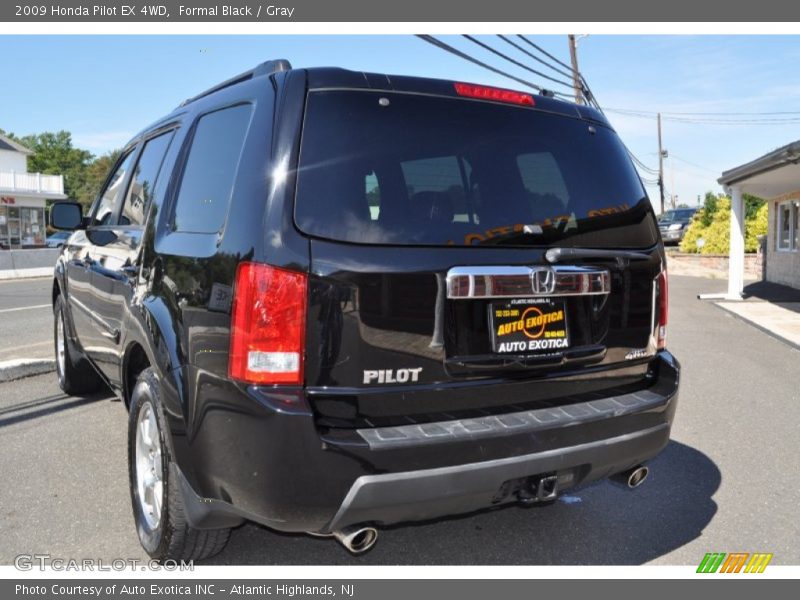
[545,247,652,264]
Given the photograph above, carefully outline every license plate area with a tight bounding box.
[489,298,570,354]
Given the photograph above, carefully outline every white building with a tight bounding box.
[719,141,800,295]
[0,133,67,248]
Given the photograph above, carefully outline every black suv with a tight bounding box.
[50,60,679,561]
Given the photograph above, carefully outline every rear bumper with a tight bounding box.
[175,351,679,533]
[325,423,669,532]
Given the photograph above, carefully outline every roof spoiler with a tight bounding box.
[179,59,292,108]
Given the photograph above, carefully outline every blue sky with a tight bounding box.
[3,34,800,212]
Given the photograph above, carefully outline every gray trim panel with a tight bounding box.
[358,385,668,449]
[326,423,671,532]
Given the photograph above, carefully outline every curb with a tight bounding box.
[714,303,800,353]
[0,267,54,281]
[0,358,56,383]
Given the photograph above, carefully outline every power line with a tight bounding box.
[516,35,580,77]
[513,35,601,107]
[607,107,800,117]
[462,35,575,91]
[496,35,576,80]
[665,116,800,124]
[669,154,720,174]
[605,108,800,124]
[628,152,659,174]
[416,35,551,94]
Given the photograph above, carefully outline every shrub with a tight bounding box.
[679,209,706,253]
[745,202,768,252]
[678,196,767,254]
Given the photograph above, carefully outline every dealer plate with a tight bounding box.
[489,298,570,354]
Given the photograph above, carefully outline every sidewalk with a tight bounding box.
[715,280,800,350]
[0,248,59,280]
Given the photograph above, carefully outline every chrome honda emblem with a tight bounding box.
[530,267,556,295]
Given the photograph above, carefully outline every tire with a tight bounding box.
[54,294,104,396]
[128,367,231,562]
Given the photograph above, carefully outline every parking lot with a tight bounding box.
[0,277,52,362]
[0,274,798,565]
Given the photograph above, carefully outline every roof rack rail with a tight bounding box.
[179,59,292,107]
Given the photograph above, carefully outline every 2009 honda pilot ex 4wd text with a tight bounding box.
[49,59,679,560]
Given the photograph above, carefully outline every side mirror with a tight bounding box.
[50,202,84,231]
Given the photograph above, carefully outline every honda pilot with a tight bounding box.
[49,60,680,561]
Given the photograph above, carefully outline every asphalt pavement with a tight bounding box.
[0,277,53,362]
[0,274,798,565]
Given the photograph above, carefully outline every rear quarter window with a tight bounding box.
[172,103,253,234]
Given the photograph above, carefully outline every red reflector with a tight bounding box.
[454,82,535,107]
[229,262,307,385]
[656,270,668,350]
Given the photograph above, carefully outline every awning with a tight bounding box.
[707,140,800,301]
[718,140,800,198]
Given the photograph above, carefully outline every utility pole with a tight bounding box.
[670,157,677,210]
[568,35,583,105]
[657,112,666,215]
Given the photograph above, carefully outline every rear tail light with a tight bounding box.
[229,262,307,385]
[656,269,668,350]
[454,82,535,107]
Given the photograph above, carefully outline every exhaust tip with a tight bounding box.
[333,526,378,554]
[609,465,649,490]
[627,466,649,488]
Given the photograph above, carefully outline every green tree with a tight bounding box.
[700,191,721,226]
[744,193,765,221]
[11,131,93,203]
[79,149,122,207]
[1,128,124,210]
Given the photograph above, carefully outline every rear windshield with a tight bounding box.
[294,90,658,248]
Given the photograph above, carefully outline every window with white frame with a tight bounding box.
[776,200,797,251]
[795,200,800,250]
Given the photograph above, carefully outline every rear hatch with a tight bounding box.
[294,85,663,428]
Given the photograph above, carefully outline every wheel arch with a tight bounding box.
[120,295,189,425]
[122,341,152,410]
[52,259,67,306]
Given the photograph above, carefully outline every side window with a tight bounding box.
[92,150,136,226]
[777,201,797,251]
[173,104,253,234]
[118,131,175,227]
[516,152,570,212]
[401,155,465,196]
[400,156,467,224]
[365,172,380,221]
[795,201,800,250]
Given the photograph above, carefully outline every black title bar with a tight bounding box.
[3,0,800,22]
